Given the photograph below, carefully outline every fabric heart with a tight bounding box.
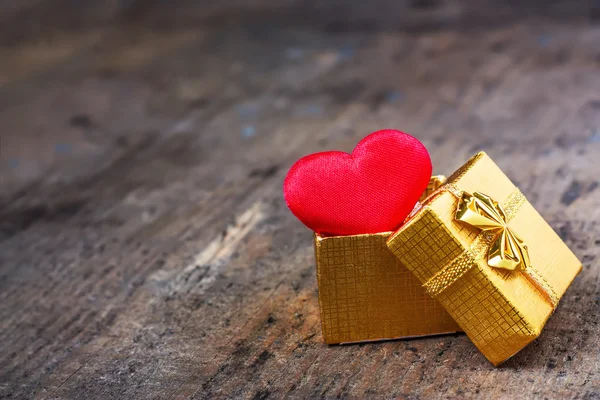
[283,129,432,236]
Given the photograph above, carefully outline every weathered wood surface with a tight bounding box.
[0,1,599,399]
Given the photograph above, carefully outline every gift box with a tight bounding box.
[387,152,582,365]
[315,176,461,344]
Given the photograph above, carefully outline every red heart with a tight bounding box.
[283,129,432,236]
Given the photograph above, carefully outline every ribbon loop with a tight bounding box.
[456,191,531,271]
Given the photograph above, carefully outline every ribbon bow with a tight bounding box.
[456,191,531,271]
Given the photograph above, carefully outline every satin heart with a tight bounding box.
[283,129,432,236]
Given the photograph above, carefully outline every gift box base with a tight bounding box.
[315,232,461,344]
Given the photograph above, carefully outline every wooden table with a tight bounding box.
[1,1,599,398]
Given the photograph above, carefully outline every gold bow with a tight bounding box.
[456,191,531,271]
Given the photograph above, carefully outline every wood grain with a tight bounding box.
[0,1,599,399]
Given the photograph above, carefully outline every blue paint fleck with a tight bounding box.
[589,129,600,143]
[242,125,256,138]
[537,35,552,48]
[285,47,305,60]
[338,45,355,60]
[8,159,19,169]
[237,103,259,118]
[386,91,406,103]
[298,104,323,116]
[54,143,72,154]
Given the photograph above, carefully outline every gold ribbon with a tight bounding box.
[423,186,559,308]
[456,191,531,271]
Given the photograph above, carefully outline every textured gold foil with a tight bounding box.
[420,175,447,202]
[387,152,582,365]
[315,176,460,344]
[315,232,460,344]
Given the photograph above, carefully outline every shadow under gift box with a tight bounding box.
[314,176,462,344]
[387,152,582,365]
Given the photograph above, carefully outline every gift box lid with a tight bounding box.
[386,151,582,365]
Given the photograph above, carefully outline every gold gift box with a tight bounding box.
[387,152,582,365]
[315,176,461,344]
